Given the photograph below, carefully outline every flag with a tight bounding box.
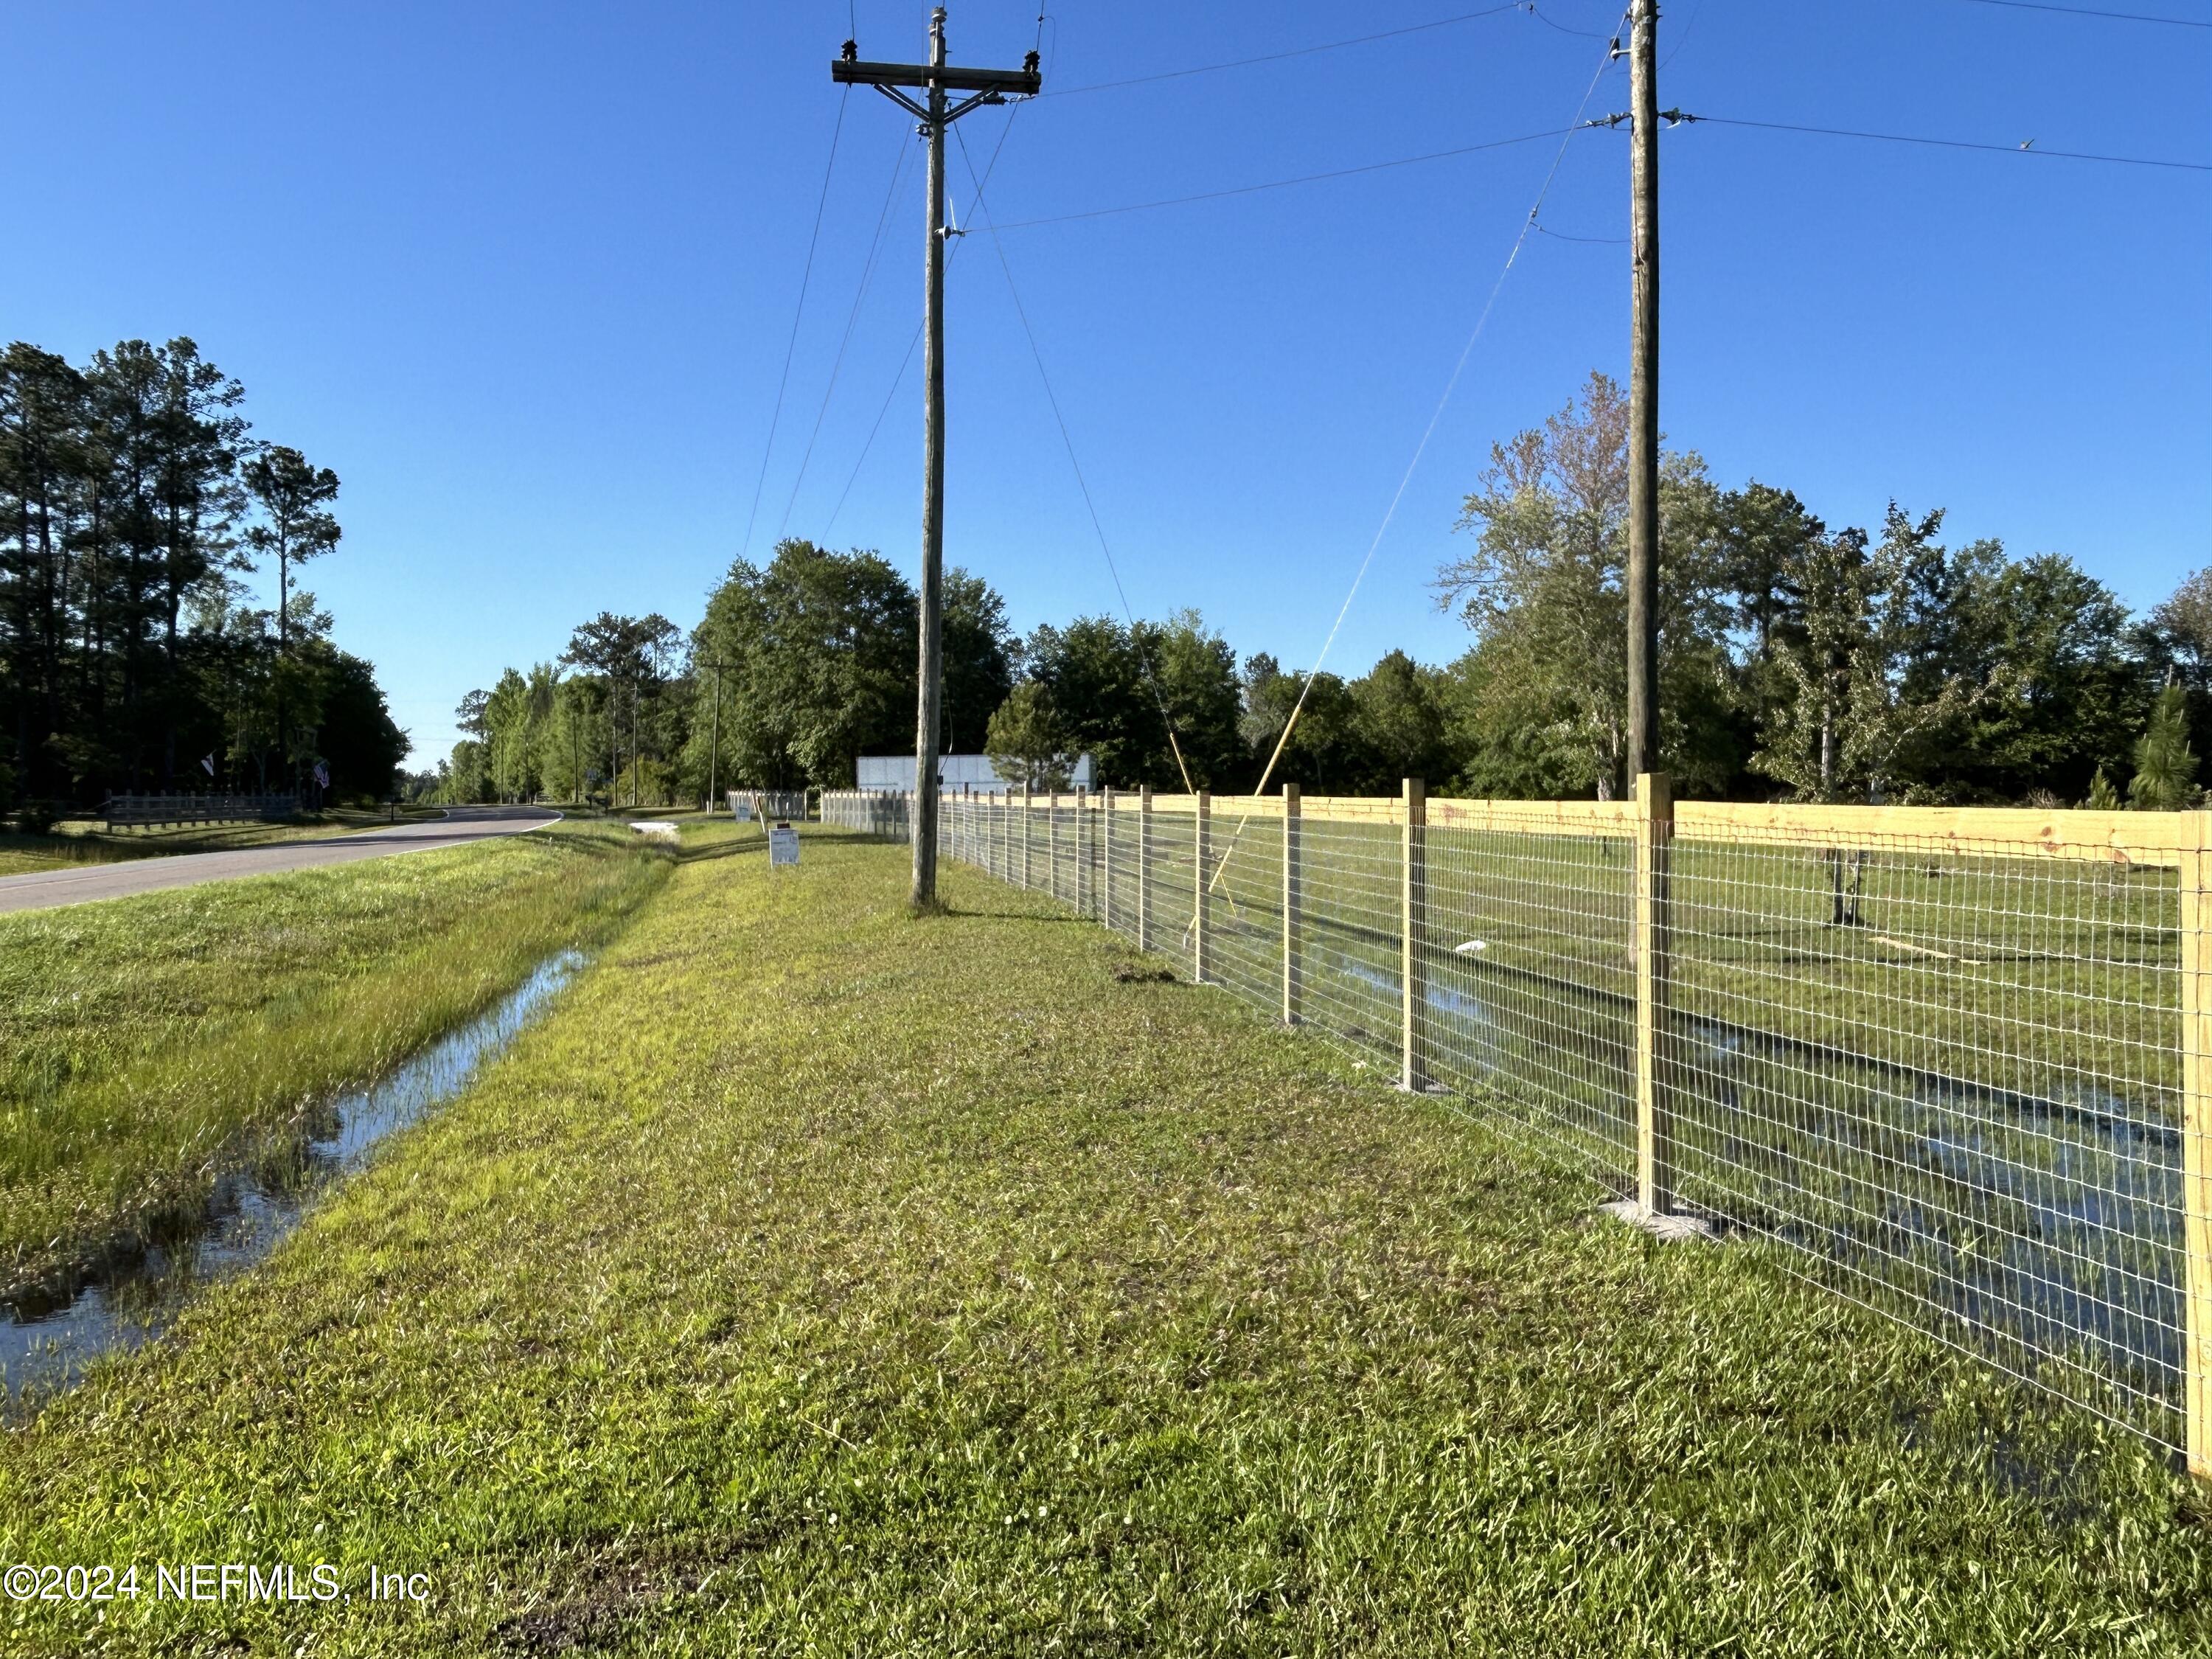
[201,752,215,776]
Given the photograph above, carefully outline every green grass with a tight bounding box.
[0,821,669,1293]
[3,832,2208,1655]
[961,800,2191,1444]
[0,807,449,879]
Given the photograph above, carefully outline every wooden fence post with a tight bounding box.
[2184,807,2212,1480]
[1402,777,1428,1091]
[1102,787,1115,930]
[1138,786,1153,951]
[1194,789,1212,984]
[1048,791,1061,902]
[1282,782,1302,1026]
[1635,771,1677,1215]
[1021,787,1032,889]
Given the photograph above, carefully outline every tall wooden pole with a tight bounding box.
[832,15,1039,906]
[1625,0,1660,785]
[911,8,950,905]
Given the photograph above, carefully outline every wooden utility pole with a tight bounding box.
[1625,0,1660,782]
[834,13,1041,908]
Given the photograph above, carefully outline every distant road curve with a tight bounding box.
[0,807,563,917]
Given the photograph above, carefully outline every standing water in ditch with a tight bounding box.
[0,949,587,1411]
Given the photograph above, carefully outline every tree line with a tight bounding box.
[0,337,408,818]
[439,371,2203,812]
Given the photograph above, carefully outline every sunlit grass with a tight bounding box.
[1,832,2206,1655]
[0,821,668,1290]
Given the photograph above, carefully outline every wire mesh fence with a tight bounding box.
[821,784,2207,1472]
[724,790,811,822]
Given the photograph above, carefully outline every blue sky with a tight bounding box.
[1,1,2204,767]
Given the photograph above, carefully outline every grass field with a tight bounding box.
[0,821,669,1294]
[0,807,448,879]
[3,830,2207,1655]
[943,796,2191,1448]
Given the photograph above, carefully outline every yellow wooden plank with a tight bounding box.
[1077,788,2177,864]
[1211,797,1284,822]
[1301,794,1407,824]
[1427,796,1636,836]
[1676,801,2183,867]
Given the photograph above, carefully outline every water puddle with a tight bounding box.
[1,949,587,1410]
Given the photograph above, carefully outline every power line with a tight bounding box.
[1691,114,2212,173]
[1953,0,2210,26]
[1046,4,1531,97]
[1251,10,1632,801]
[1659,0,1706,67]
[740,88,848,560]
[776,131,911,543]
[822,105,1027,538]
[1534,220,1627,243]
[989,127,1576,232]
[822,324,920,537]
[954,126,1200,796]
[1526,6,1612,37]
[992,105,2201,243]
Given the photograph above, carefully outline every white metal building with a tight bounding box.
[855,753,1094,795]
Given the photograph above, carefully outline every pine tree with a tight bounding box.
[2126,684,2199,810]
[2084,766,2119,810]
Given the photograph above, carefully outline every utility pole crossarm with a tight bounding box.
[831,59,1040,96]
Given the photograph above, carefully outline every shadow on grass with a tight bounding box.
[932,905,1092,924]
[676,838,771,866]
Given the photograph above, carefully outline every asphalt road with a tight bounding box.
[0,807,563,917]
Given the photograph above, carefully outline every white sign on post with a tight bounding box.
[731,796,753,821]
[768,822,800,867]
